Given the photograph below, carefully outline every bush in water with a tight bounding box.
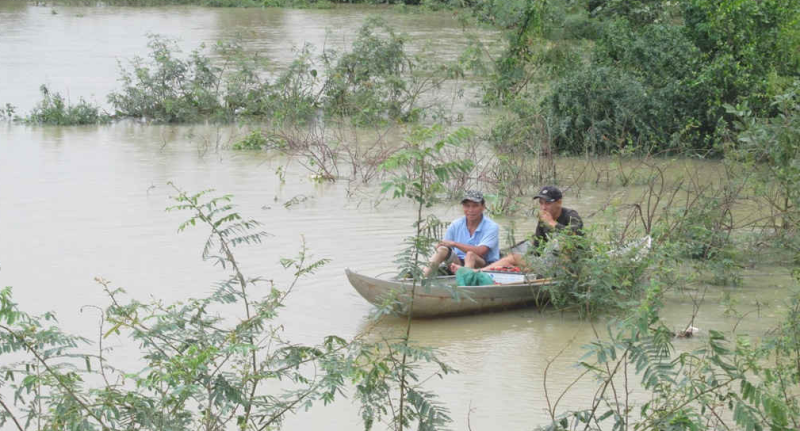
[108,36,319,123]
[0,103,17,121]
[536,230,655,317]
[24,85,110,126]
[322,16,457,126]
[108,36,231,123]
[0,186,455,431]
[232,129,270,150]
[107,18,454,125]
[538,277,800,430]
[726,83,800,233]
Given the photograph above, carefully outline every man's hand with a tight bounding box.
[539,210,557,228]
[437,240,455,249]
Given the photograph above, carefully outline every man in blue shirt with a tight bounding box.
[423,190,500,276]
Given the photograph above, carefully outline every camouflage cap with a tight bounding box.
[461,190,484,204]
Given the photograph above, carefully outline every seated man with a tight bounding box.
[485,185,583,272]
[423,190,500,276]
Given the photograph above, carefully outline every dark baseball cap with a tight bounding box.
[461,190,484,204]
[533,186,562,202]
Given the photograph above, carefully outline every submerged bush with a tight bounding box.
[323,16,454,125]
[108,36,231,123]
[538,230,654,316]
[0,103,16,120]
[727,84,800,232]
[24,85,110,125]
[108,18,452,125]
[232,129,274,150]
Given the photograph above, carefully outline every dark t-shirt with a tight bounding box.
[532,207,583,250]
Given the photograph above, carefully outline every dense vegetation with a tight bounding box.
[465,0,800,155]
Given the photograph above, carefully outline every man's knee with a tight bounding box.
[429,246,451,266]
[464,251,486,267]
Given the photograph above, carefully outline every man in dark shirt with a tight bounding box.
[484,185,583,271]
[530,185,583,249]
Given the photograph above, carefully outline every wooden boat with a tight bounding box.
[346,236,652,318]
[345,269,554,318]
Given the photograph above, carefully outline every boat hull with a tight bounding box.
[346,269,552,318]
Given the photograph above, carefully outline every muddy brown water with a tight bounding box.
[0,2,794,429]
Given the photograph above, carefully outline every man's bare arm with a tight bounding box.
[438,240,489,258]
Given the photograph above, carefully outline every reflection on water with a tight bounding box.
[0,3,794,429]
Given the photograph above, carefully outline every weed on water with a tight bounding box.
[23,85,110,125]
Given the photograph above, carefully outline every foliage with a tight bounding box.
[0,103,17,121]
[23,85,110,125]
[350,341,454,431]
[726,84,800,232]
[483,98,556,211]
[380,125,474,209]
[50,0,264,5]
[222,43,320,124]
[466,0,800,154]
[108,36,321,124]
[539,278,800,430]
[0,186,452,431]
[665,189,743,285]
[586,0,673,26]
[538,228,655,316]
[232,129,269,150]
[322,16,457,125]
[372,124,475,430]
[106,17,455,126]
[545,64,663,155]
[44,0,439,6]
[683,0,800,108]
[462,0,584,104]
[108,36,230,123]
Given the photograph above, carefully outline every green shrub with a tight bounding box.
[542,231,654,316]
[543,285,800,430]
[727,83,800,231]
[108,36,319,124]
[107,18,444,126]
[0,103,16,121]
[471,0,799,154]
[24,85,110,125]
[323,17,421,124]
[544,65,662,154]
[108,36,227,123]
[559,10,603,40]
[586,0,671,26]
[232,130,269,150]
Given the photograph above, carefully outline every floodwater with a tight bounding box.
[0,2,795,429]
